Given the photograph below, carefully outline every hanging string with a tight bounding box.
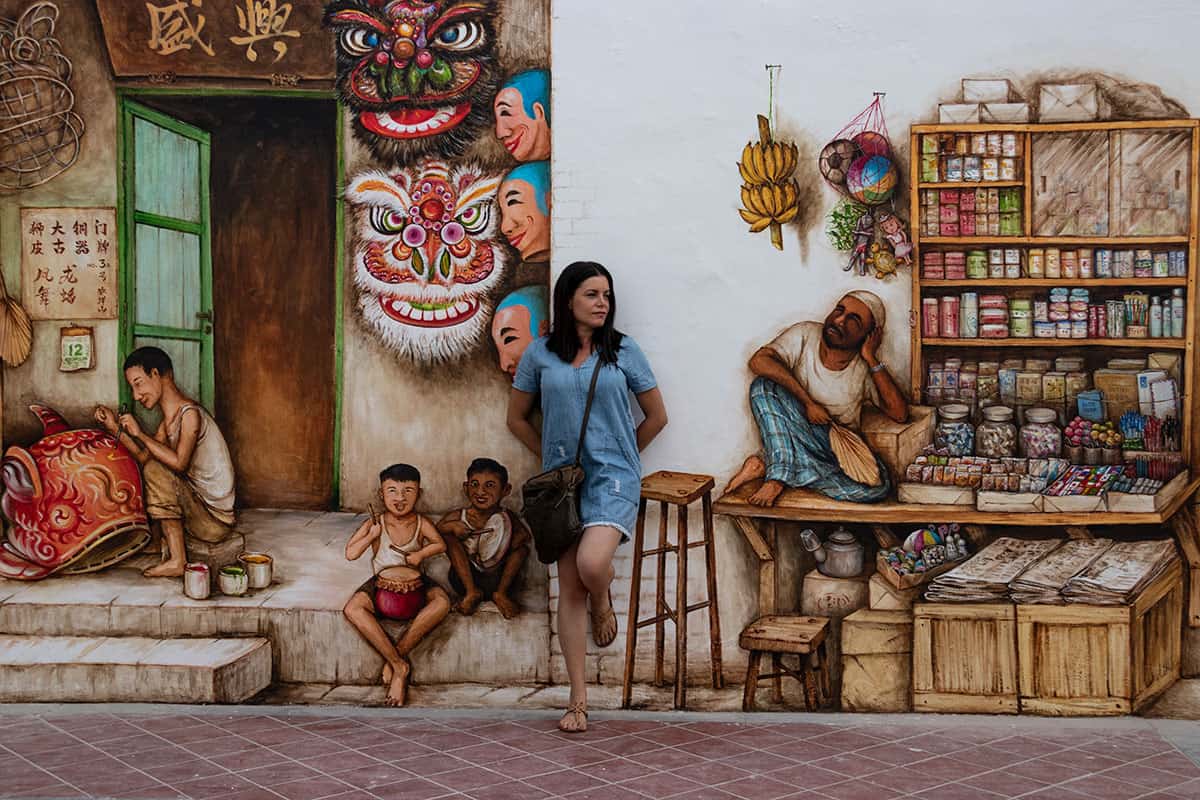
[765,64,782,136]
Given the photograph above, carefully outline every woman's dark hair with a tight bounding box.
[547,261,624,364]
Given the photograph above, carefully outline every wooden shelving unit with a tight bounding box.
[909,119,1200,465]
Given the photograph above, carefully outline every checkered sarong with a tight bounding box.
[749,377,890,503]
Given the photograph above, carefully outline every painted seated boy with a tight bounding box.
[343,464,450,707]
[437,458,531,619]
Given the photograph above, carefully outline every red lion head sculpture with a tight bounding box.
[0,405,150,580]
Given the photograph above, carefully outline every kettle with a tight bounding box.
[800,525,864,578]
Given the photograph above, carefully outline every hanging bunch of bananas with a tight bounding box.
[738,115,800,250]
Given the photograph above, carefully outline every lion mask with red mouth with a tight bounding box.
[347,160,509,363]
[0,405,150,580]
[324,0,500,164]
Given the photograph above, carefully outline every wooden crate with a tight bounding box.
[841,610,913,713]
[913,603,1018,714]
[1016,560,1182,716]
[875,551,957,591]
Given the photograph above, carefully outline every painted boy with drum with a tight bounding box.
[343,464,450,707]
[437,458,532,618]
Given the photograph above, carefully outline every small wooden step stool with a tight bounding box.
[621,470,723,710]
[740,615,831,711]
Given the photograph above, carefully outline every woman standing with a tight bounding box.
[508,261,668,733]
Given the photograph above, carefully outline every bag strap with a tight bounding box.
[574,357,603,467]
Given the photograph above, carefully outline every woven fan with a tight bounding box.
[829,424,881,487]
[0,269,32,366]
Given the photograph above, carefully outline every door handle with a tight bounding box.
[195,311,213,321]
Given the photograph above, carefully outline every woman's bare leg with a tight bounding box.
[576,526,622,645]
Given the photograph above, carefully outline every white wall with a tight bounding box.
[551,0,1200,678]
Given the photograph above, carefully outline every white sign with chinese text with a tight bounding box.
[21,208,117,321]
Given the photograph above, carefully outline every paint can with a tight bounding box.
[184,563,211,601]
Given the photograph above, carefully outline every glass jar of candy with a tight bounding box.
[1020,407,1062,458]
[976,405,1017,458]
[936,403,975,456]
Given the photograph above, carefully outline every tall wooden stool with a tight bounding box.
[621,471,724,710]
[740,615,831,711]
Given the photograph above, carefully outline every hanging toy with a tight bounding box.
[820,93,911,280]
[737,65,800,251]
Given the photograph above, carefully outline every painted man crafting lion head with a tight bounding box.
[347,161,509,363]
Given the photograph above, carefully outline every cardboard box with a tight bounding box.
[1148,352,1181,384]
[939,103,981,124]
[898,483,975,505]
[976,491,1044,513]
[841,610,914,714]
[1093,369,1141,419]
[862,406,934,486]
[1042,494,1106,513]
[1039,83,1109,122]
[1106,471,1190,513]
[981,103,1030,123]
[869,572,921,610]
[962,78,1012,103]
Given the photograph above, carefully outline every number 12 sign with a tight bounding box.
[59,326,94,372]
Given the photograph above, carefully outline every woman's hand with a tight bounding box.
[635,387,668,451]
[507,387,542,458]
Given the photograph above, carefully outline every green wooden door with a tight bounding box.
[118,100,214,416]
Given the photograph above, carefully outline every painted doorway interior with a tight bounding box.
[119,94,340,509]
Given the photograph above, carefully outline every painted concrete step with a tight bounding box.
[0,635,271,703]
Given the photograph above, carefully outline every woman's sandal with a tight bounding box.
[558,701,588,733]
[590,588,618,648]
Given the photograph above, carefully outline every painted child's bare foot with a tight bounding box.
[143,560,186,578]
[748,480,785,507]
[386,659,410,707]
[456,589,483,615]
[492,592,519,619]
[558,701,587,733]
[726,455,766,494]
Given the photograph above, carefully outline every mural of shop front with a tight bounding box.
[1,0,1200,722]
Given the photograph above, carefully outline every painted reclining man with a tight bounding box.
[727,291,908,505]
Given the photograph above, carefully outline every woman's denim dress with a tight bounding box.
[514,336,657,542]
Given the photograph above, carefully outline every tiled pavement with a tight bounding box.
[0,707,1199,800]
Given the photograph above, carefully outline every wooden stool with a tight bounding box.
[621,471,724,710]
[739,615,831,711]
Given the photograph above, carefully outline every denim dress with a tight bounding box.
[514,336,658,541]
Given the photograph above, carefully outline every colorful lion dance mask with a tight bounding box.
[324,0,499,163]
[347,161,508,362]
[0,405,149,580]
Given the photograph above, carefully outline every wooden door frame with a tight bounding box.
[115,87,347,507]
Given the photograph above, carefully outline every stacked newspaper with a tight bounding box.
[1009,539,1114,604]
[1062,540,1179,605]
[925,538,1063,602]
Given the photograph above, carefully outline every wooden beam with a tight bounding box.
[870,524,900,549]
[731,516,775,563]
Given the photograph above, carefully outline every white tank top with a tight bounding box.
[371,515,426,575]
[168,405,235,523]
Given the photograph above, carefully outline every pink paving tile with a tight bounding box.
[317,791,379,800]
[25,743,110,768]
[762,763,852,791]
[1007,756,1094,784]
[804,731,888,752]
[561,786,646,800]
[486,753,562,780]
[819,778,909,800]
[463,780,551,800]
[70,769,165,796]
[536,742,613,768]
[908,784,1007,800]
[587,719,669,735]
[219,789,289,800]
[300,749,383,774]
[426,765,507,792]
[933,727,1016,746]
[150,723,232,745]
[984,735,1065,758]
[272,736,350,759]
[315,730,399,750]
[1163,778,1200,798]
[131,715,200,734]
[140,756,230,783]
[502,732,579,754]
[619,772,705,799]
[355,738,439,761]
[1049,747,1125,772]
[182,734,257,758]
[675,738,756,761]
[632,745,703,771]
[411,731,491,751]
[209,745,292,771]
[1012,787,1096,800]
[1078,737,1175,761]
[467,722,535,742]
[174,773,261,799]
[576,755,657,783]
[772,723,844,740]
[371,776,462,800]
[637,726,712,747]
[722,728,804,751]
[716,775,798,800]
[128,744,201,769]
[589,734,666,756]
[244,726,329,747]
[445,741,526,764]
[1107,763,1198,791]
[834,742,922,767]
[679,722,754,736]
[851,766,945,796]
[806,753,891,779]
[7,733,83,756]
[765,739,842,764]
[392,751,472,775]
[0,768,68,794]
[522,766,607,795]
[669,759,754,786]
[958,767,1049,796]
[47,756,128,782]
[237,759,324,786]
[1058,773,1150,800]
[670,789,739,800]
[271,775,359,800]
[109,787,186,800]
[331,761,416,789]
[99,733,180,757]
[1141,751,1200,777]
[936,744,1029,769]
[718,749,798,774]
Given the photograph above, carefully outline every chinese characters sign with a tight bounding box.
[94,0,333,80]
[21,208,117,321]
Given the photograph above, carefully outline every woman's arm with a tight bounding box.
[634,387,668,451]
[507,388,542,458]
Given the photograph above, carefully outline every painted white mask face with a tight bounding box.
[347,161,509,363]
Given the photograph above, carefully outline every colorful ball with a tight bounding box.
[846,154,898,205]
[853,131,891,158]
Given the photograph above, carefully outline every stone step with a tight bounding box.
[0,635,271,703]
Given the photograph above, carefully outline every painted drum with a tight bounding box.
[375,565,425,621]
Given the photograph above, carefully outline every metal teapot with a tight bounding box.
[800,525,864,578]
